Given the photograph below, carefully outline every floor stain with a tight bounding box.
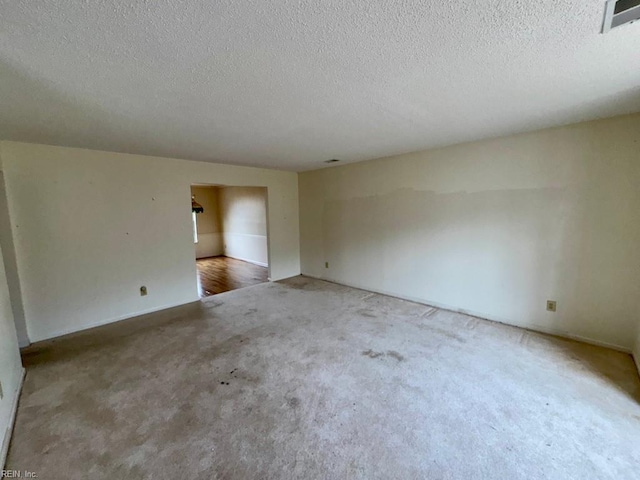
[362,349,385,359]
[416,324,466,343]
[386,350,405,362]
[361,349,405,361]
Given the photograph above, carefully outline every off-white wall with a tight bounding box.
[1,141,299,343]
[0,171,29,347]
[0,241,24,467]
[219,187,269,267]
[635,326,640,376]
[191,186,223,259]
[299,113,640,351]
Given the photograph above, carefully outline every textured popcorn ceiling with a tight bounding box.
[1,0,639,171]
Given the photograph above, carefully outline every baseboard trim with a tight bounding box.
[29,298,200,344]
[223,254,268,268]
[301,274,631,354]
[1,367,25,469]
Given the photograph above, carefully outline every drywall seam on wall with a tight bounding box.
[1,368,25,469]
[1,141,299,342]
[299,113,640,351]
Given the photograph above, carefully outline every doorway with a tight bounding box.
[191,185,269,297]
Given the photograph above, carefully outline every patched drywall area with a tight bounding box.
[300,113,640,350]
[1,141,299,343]
[191,186,223,259]
[219,187,269,267]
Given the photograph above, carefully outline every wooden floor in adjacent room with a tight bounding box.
[196,256,268,297]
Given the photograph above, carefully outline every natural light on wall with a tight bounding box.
[192,212,198,244]
[192,194,204,244]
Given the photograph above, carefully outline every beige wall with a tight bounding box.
[191,186,223,259]
[0,141,299,343]
[219,187,268,266]
[0,172,28,347]
[635,326,640,376]
[0,241,24,467]
[299,113,640,351]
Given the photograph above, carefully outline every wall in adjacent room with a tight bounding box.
[634,325,640,376]
[219,187,268,267]
[0,241,24,467]
[299,113,640,351]
[191,186,223,259]
[0,141,299,343]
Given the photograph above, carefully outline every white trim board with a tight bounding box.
[223,254,268,268]
[1,367,25,469]
[301,274,631,354]
[29,299,200,344]
[222,232,268,267]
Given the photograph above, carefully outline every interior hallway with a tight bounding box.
[8,277,640,479]
[197,256,268,297]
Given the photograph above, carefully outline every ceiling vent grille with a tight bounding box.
[602,0,640,32]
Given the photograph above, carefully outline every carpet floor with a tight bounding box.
[8,276,640,479]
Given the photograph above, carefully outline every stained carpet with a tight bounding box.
[8,276,640,479]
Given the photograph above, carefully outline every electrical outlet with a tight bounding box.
[325,262,329,268]
[546,300,557,312]
[140,286,148,296]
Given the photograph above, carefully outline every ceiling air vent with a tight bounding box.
[602,0,640,33]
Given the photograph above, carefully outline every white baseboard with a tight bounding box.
[222,232,268,267]
[31,298,200,344]
[223,254,268,268]
[301,274,631,354]
[1,367,25,469]
[195,232,223,259]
